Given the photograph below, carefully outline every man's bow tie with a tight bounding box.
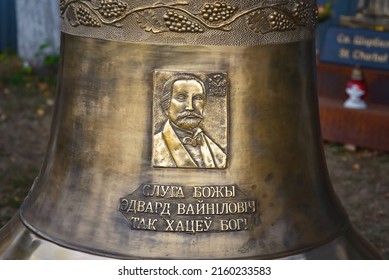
[183,135,203,147]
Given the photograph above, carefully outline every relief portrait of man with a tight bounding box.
[152,73,227,169]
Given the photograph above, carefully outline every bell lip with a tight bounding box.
[0,212,109,260]
[1,210,381,259]
[18,208,379,260]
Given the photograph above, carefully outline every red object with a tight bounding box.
[316,61,389,151]
[345,66,367,98]
[346,80,366,98]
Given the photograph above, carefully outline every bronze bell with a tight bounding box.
[0,0,382,259]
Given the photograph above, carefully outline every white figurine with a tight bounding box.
[343,67,367,109]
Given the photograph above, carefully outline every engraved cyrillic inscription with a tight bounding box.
[142,184,185,198]
[152,71,228,169]
[120,199,172,216]
[119,184,260,233]
[193,185,235,198]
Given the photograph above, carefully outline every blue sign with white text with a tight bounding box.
[320,27,389,70]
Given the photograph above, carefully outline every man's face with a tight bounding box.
[168,79,205,131]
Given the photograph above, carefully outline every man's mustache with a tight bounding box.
[176,111,203,120]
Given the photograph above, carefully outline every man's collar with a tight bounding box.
[168,121,204,147]
[168,120,203,138]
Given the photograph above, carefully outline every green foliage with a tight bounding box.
[43,54,60,67]
[36,43,60,68]
[0,51,30,86]
[0,46,57,87]
[0,50,17,63]
[0,48,57,117]
[318,1,333,23]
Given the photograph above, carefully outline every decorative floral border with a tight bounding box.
[60,0,318,34]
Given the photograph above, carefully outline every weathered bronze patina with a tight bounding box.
[0,0,382,259]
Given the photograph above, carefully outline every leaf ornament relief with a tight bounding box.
[135,10,164,34]
[60,0,318,34]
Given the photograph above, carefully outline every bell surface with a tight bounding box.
[0,0,382,259]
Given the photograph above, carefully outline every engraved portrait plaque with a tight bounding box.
[152,71,228,169]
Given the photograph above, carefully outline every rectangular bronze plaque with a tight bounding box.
[152,70,228,169]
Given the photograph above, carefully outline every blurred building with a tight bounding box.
[0,0,60,67]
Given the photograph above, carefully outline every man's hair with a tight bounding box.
[160,73,207,113]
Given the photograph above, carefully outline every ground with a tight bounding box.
[0,52,388,259]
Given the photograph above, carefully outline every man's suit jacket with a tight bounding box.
[153,121,226,168]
